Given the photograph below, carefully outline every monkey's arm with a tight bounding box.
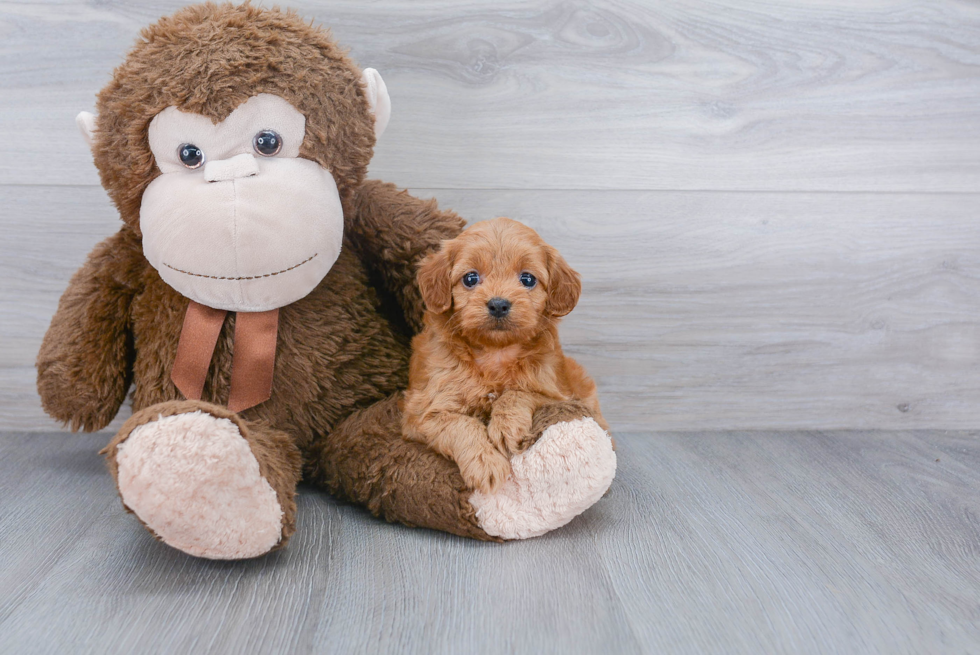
[36,228,143,432]
[347,180,465,331]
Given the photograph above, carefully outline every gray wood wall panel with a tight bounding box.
[2,0,979,431]
[3,185,977,431]
[1,1,979,191]
[2,430,979,654]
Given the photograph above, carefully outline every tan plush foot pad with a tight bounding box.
[469,418,617,539]
[115,411,284,559]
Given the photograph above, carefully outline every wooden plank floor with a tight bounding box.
[1,430,979,654]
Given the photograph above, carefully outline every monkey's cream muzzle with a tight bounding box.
[141,156,342,312]
[139,94,345,312]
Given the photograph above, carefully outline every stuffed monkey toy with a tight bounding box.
[37,3,616,559]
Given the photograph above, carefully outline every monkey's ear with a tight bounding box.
[417,244,455,314]
[545,246,582,318]
[76,111,97,149]
[360,68,391,141]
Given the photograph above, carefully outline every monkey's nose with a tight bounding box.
[487,297,511,319]
[204,153,260,182]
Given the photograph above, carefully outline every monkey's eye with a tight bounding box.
[253,130,283,157]
[520,272,537,288]
[462,271,480,288]
[177,144,204,169]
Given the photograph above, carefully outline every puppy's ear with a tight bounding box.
[417,243,455,314]
[545,246,582,317]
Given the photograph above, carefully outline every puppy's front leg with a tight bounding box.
[488,391,547,456]
[412,412,512,494]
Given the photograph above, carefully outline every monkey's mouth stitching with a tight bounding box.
[163,253,318,280]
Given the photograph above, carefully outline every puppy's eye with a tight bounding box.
[178,144,204,169]
[253,130,282,156]
[462,271,480,288]
[519,272,537,288]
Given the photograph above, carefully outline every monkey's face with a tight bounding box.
[79,4,391,311]
[140,94,342,312]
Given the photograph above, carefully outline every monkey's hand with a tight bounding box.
[347,180,465,332]
[36,228,141,432]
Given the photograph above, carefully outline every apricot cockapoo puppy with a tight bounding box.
[402,218,609,493]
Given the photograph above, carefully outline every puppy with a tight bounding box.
[402,217,607,494]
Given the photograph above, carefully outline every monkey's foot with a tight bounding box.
[468,417,616,539]
[114,410,285,559]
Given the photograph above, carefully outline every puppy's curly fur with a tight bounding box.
[402,218,608,493]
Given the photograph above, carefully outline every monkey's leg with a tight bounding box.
[307,394,616,541]
[102,400,302,559]
[306,394,497,541]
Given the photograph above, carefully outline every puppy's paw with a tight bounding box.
[488,413,534,457]
[459,448,512,495]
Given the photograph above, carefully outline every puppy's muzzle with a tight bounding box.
[487,297,511,319]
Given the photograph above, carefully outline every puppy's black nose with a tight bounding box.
[486,297,511,319]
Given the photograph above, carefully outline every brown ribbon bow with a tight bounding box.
[171,300,280,413]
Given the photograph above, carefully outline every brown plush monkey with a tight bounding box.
[37,3,616,559]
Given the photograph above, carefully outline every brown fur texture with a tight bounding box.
[305,393,501,542]
[36,227,143,432]
[402,218,608,493]
[36,3,608,548]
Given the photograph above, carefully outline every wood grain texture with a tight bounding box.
[3,185,977,431]
[1,430,978,654]
[1,0,979,191]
